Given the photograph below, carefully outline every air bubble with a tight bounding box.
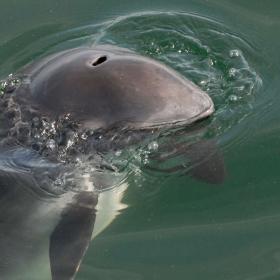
[46,139,56,151]
[208,58,214,66]
[148,141,159,151]
[200,80,207,86]
[81,133,88,140]
[65,113,71,120]
[34,133,41,139]
[66,138,75,149]
[229,95,239,102]
[143,155,149,165]
[228,68,237,78]
[229,49,240,58]
[0,82,6,96]
[54,178,63,186]
[0,74,21,95]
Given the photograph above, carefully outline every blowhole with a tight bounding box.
[92,55,107,66]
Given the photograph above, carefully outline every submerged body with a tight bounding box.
[0,45,222,280]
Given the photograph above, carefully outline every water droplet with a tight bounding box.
[143,159,149,165]
[208,58,214,66]
[34,133,41,139]
[64,113,71,120]
[81,133,88,140]
[46,139,56,151]
[228,68,237,78]
[148,141,159,151]
[0,81,6,95]
[200,80,207,85]
[66,138,75,149]
[0,74,21,94]
[229,49,240,58]
[229,95,238,102]
[54,178,64,186]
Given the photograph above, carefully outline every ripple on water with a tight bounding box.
[69,12,262,183]
[92,12,262,148]
[0,11,263,192]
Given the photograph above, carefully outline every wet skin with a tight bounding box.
[14,45,214,130]
[0,45,224,280]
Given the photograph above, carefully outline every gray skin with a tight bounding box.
[15,45,214,130]
[0,45,223,280]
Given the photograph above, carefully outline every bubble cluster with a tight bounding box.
[0,87,94,165]
[0,74,21,95]
[148,141,159,151]
[0,82,152,192]
[229,49,240,58]
[94,12,262,142]
[0,12,264,193]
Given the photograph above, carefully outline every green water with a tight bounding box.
[1,1,280,280]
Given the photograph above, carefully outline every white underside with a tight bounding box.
[92,182,129,239]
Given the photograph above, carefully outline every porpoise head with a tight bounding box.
[14,45,214,131]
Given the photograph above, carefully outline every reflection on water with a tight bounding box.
[1,5,279,280]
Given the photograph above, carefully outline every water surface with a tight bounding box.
[0,1,280,280]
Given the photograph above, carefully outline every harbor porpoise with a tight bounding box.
[14,45,213,130]
[0,45,224,280]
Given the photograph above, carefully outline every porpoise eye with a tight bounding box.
[92,55,107,66]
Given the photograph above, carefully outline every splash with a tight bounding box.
[0,11,263,194]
